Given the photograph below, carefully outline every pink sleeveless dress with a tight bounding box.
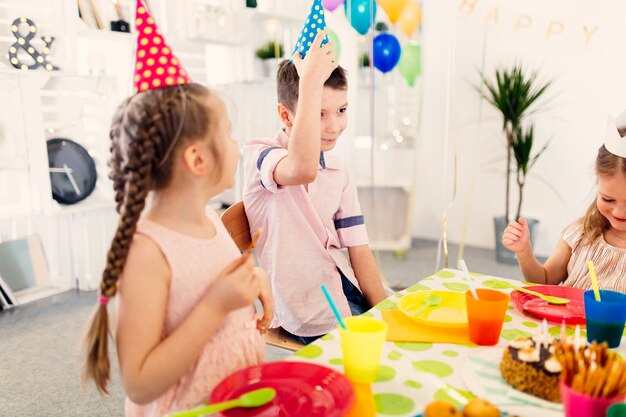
[125,208,265,417]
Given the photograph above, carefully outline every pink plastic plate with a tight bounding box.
[511,285,586,325]
[210,361,354,417]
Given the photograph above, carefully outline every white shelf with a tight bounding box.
[51,199,116,215]
[356,178,412,192]
[77,27,133,42]
[0,68,95,81]
[14,285,70,305]
[368,236,413,252]
[0,160,28,170]
[252,10,304,24]
[0,206,31,219]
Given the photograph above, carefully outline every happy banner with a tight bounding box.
[458,0,602,47]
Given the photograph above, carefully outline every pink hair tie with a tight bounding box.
[98,293,110,306]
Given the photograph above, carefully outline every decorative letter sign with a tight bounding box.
[8,17,59,71]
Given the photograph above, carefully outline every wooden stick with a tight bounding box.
[556,338,626,398]
[247,230,262,254]
[86,0,104,29]
[77,0,94,27]
[602,361,620,398]
[617,363,626,396]
[112,0,124,21]
[591,368,605,397]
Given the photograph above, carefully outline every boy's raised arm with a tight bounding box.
[274,31,338,186]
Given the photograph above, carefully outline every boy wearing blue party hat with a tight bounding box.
[242,0,387,344]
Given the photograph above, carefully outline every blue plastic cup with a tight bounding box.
[583,289,626,348]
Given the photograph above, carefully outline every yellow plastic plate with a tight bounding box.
[397,291,468,328]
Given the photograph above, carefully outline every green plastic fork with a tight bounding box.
[169,388,276,417]
[511,285,570,305]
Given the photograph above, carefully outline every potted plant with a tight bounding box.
[255,40,284,78]
[512,123,550,221]
[375,21,389,32]
[358,51,371,84]
[481,65,552,263]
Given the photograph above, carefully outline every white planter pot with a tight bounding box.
[261,58,282,78]
[359,66,371,85]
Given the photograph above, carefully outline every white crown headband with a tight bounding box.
[606,113,626,158]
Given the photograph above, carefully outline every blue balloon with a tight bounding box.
[373,33,401,73]
[344,0,377,35]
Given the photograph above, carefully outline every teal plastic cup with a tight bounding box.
[608,403,626,417]
[583,289,626,348]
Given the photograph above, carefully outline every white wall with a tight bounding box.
[416,0,626,257]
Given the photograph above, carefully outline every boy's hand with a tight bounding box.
[292,30,338,87]
[253,267,274,333]
[205,254,260,316]
[502,218,532,254]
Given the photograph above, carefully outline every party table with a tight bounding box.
[287,269,626,417]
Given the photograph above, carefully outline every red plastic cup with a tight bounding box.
[561,379,626,417]
[465,289,509,346]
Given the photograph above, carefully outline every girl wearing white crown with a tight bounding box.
[81,2,273,415]
[503,115,626,293]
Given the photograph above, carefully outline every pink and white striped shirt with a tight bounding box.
[243,129,369,336]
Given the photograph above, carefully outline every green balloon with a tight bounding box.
[398,44,421,87]
[327,29,341,61]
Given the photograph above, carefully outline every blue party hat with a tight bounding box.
[293,0,329,58]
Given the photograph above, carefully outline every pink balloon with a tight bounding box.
[323,0,344,12]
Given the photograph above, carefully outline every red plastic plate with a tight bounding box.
[210,361,354,417]
[511,285,586,325]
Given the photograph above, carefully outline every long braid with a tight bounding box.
[82,83,213,394]
[108,97,132,214]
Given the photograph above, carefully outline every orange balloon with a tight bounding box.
[378,0,409,24]
[397,1,421,36]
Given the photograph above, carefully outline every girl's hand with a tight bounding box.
[254,267,274,333]
[206,254,260,316]
[502,218,532,254]
[292,30,338,87]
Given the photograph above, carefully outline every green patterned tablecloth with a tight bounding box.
[287,269,626,417]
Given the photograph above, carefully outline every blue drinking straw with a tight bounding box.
[321,284,347,330]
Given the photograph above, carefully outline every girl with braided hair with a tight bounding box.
[81,3,273,415]
[82,82,273,415]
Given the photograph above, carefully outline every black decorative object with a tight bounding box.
[47,138,97,205]
[110,20,130,32]
[8,17,59,71]
[110,1,130,33]
[246,0,257,8]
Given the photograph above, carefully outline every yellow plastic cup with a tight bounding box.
[339,316,388,383]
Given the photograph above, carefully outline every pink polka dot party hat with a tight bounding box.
[133,0,191,93]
